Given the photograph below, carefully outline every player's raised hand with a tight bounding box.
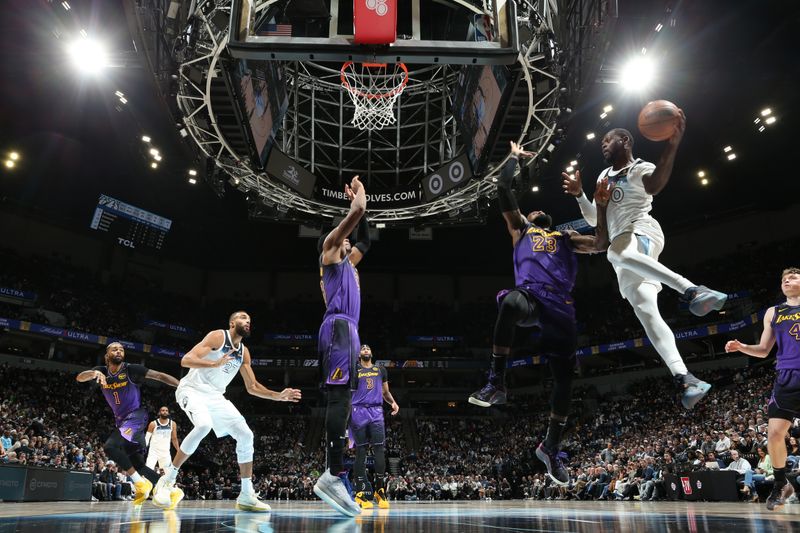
[668,108,686,147]
[562,170,583,197]
[390,402,400,416]
[94,371,107,386]
[594,177,612,207]
[725,339,744,353]
[510,141,536,159]
[214,349,236,367]
[277,388,302,402]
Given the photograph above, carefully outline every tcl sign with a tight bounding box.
[117,238,135,249]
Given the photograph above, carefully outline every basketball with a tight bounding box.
[637,100,680,141]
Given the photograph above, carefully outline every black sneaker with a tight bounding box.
[767,481,787,511]
[535,443,569,486]
[468,371,507,407]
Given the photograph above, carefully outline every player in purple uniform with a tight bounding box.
[468,142,611,485]
[314,175,371,517]
[725,267,800,510]
[350,344,399,509]
[76,342,179,505]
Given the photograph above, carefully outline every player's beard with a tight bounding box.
[360,356,371,363]
[109,354,124,365]
[235,324,251,338]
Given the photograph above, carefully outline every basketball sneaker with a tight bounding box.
[355,491,373,509]
[684,286,728,316]
[132,479,153,506]
[675,373,712,409]
[767,481,787,511]
[375,488,390,509]
[468,371,507,407]
[152,476,173,508]
[314,469,362,517]
[236,491,271,512]
[535,443,570,486]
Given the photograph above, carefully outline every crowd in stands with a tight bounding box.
[3,359,800,503]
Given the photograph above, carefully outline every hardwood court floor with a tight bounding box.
[1,500,799,532]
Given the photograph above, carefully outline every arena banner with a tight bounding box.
[144,320,195,336]
[63,471,93,501]
[0,465,26,501]
[23,467,63,501]
[0,287,37,302]
[555,218,593,235]
[317,184,422,208]
[264,333,316,344]
[407,336,463,345]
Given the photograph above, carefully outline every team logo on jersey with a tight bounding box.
[118,373,126,379]
[611,186,625,203]
[122,428,133,437]
[331,367,344,380]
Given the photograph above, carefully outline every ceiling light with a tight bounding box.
[760,108,772,116]
[9,152,19,161]
[79,29,88,39]
[188,169,198,176]
[376,223,386,229]
[727,153,736,161]
[4,160,14,168]
[603,105,613,113]
[655,23,663,32]
[531,186,540,192]
[115,90,124,98]
[641,47,647,55]
[600,112,608,119]
[151,162,158,169]
[723,146,732,153]
[154,154,162,161]
[62,1,71,10]
[765,116,776,125]
[619,56,656,92]
[67,38,109,74]
[565,166,574,173]
[697,170,705,178]
[118,97,127,104]
[149,148,159,156]
[586,132,596,140]
[701,178,708,186]
[570,160,578,166]
[758,125,766,132]
[188,178,197,185]
[141,135,151,143]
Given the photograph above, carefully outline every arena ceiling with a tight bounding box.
[0,0,797,271]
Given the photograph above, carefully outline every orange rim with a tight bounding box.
[340,61,409,100]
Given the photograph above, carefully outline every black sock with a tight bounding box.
[544,416,568,451]
[325,386,350,474]
[491,353,507,375]
[774,466,787,486]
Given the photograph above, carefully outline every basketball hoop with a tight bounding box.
[340,61,409,131]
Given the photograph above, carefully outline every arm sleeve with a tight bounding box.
[496,157,520,213]
[352,216,371,255]
[126,364,149,385]
[576,193,597,226]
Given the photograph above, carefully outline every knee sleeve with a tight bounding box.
[325,386,351,474]
[104,433,133,471]
[494,290,535,347]
[548,356,575,417]
[229,421,255,464]
[180,422,213,456]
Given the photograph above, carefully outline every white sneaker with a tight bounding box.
[313,469,361,517]
[236,491,271,512]
[152,475,174,508]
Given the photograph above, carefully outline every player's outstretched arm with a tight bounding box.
[239,347,302,402]
[725,308,777,358]
[145,369,180,388]
[321,176,367,265]
[563,170,598,227]
[643,109,686,195]
[568,178,611,253]
[181,330,234,369]
[498,142,534,239]
[76,369,106,385]
[348,215,371,267]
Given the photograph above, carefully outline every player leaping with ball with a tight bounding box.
[562,110,727,409]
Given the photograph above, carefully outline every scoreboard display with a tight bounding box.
[89,194,172,251]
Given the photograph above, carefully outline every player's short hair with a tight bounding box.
[360,344,372,354]
[105,342,123,352]
[229,310,248,323]
[782,267,800,280]
[608,128,634,149]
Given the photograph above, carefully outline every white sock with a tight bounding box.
[166,465,180,483]
[624,283,688,376]
[130,472,142,483]
[241,477,254,494]
[609,234,694,294]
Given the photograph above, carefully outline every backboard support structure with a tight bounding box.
[228,0,519,65]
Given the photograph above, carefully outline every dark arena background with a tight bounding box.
[0,0,799,531]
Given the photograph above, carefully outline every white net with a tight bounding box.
[340,62,409,131]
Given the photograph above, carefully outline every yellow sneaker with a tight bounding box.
[162,487,185,511]
[355,491,374,509]
[375,488,389,509]
[133,479,154,506]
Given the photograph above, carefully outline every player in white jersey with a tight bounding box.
[152,311,302,511]
[562,116,727,409]
[145,406,179,471]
